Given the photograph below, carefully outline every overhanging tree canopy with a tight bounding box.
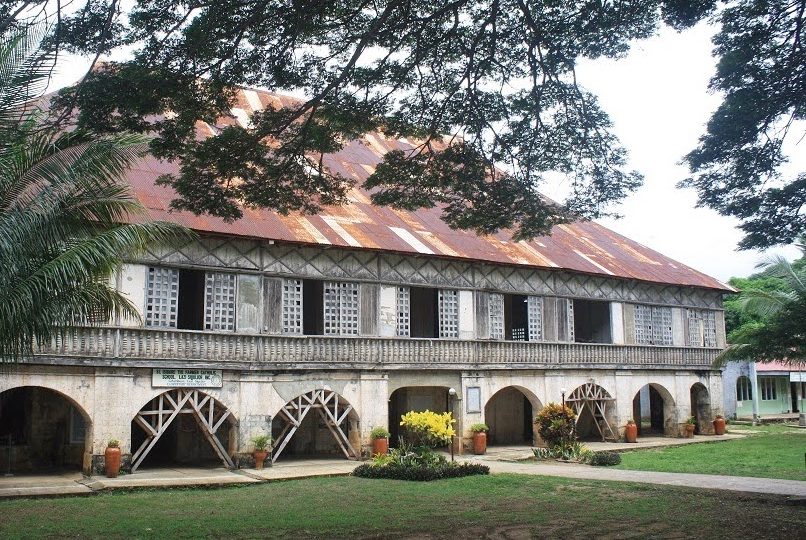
[3,0,803,246]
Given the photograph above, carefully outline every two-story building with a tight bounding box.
[0,88,731,475]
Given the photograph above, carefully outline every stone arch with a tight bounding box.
[130,389,237,472]
[271,389,360,463]
[567,382,617,441]
[631,383,677,437]
[690,382,713,434]
[484,385,542,446]
[0,385,93,473]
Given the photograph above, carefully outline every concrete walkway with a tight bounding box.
[0,458,359,498]
[478,433,746,462]
[462,458,806,497]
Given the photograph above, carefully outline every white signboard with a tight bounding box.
[791,372,806,383]
[466,387,482,413]
[152,369,223,388]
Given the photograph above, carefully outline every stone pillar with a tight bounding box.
[359,373,389,456]
[460,372,485,454]
[613,373,634,440]
[91,369,136,474]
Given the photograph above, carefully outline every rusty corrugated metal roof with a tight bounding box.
[126,87,732,292]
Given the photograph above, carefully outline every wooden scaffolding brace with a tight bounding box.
[566,382,617,442]
[272,389,358,463]
[131,389,234,472]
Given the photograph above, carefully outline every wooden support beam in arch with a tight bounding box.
[131,389,234,472]
[566,382,617,442]
[272,389,358,463]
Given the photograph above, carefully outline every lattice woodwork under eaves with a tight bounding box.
[131,389,234,472]
[566,382,617,442]
[272,389,358,463]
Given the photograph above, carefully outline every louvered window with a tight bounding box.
[489,293,505,340]
[282,279,303,334]
[634,304,652,345]
[438,289,459,338]
[634,305,672,346]
[687,309,718,347]
[702,310,717,347]
[204,272,236,331]
[396,286,411,337]
[324,282,360,335]
[145,267,179,328]
[527,296,543,341]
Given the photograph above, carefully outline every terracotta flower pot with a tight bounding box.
[104,446,121,478]
[713,417,726,435]
[624,422,638,443]
[372,437,389,456]
[253,450,268,469]
[684,424,695,438]
[473,432,487,455]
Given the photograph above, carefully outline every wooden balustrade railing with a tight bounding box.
[38,326,720,369]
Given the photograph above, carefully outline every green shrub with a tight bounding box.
[356,441,489,481]
[533,441,590,462]
[352,462,489,481]
[534,403,576,447]
[370,426,390,439]
[585,451,621,466]
[469,423,489,433]
[399,410,455,448]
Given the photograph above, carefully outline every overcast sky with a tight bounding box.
[46,20,800,283]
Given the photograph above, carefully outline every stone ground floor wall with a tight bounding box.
[0,364,724,474]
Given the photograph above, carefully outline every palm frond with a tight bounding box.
[0,22,55,136]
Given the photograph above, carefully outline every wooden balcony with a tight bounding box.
[34,326,721,370]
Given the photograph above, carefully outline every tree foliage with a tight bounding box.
[721,241,806,364]
[1,1,801,246]
[0,24,189,360]
[682,0,806,249]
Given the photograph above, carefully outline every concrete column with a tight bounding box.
[378,285,397,337]
[458,290,475,340]
[749,362,761,424]
[91,369,137,473]
[117,264,147,327]
[610,303,625,345]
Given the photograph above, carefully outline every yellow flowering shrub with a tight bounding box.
[399,410,456,448]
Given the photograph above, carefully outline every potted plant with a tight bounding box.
[684,416,696,438]
[624,419,638,443]
[713,414,726,435]
[470,423,489,455]
[370,427,390,456]
[105,439,121,478]
[252,434,271,470]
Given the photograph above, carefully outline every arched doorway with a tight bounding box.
[631,383,676,436]
[271,389,360,463]
[0,386,91,473]
[567,382,617,441]
[690,382,713,434]
[130,389,236,472]
[484,386,541,446]
[388,386,452,447]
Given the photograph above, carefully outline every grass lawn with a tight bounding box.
[616,423,806,480]
[1,474,804,539]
